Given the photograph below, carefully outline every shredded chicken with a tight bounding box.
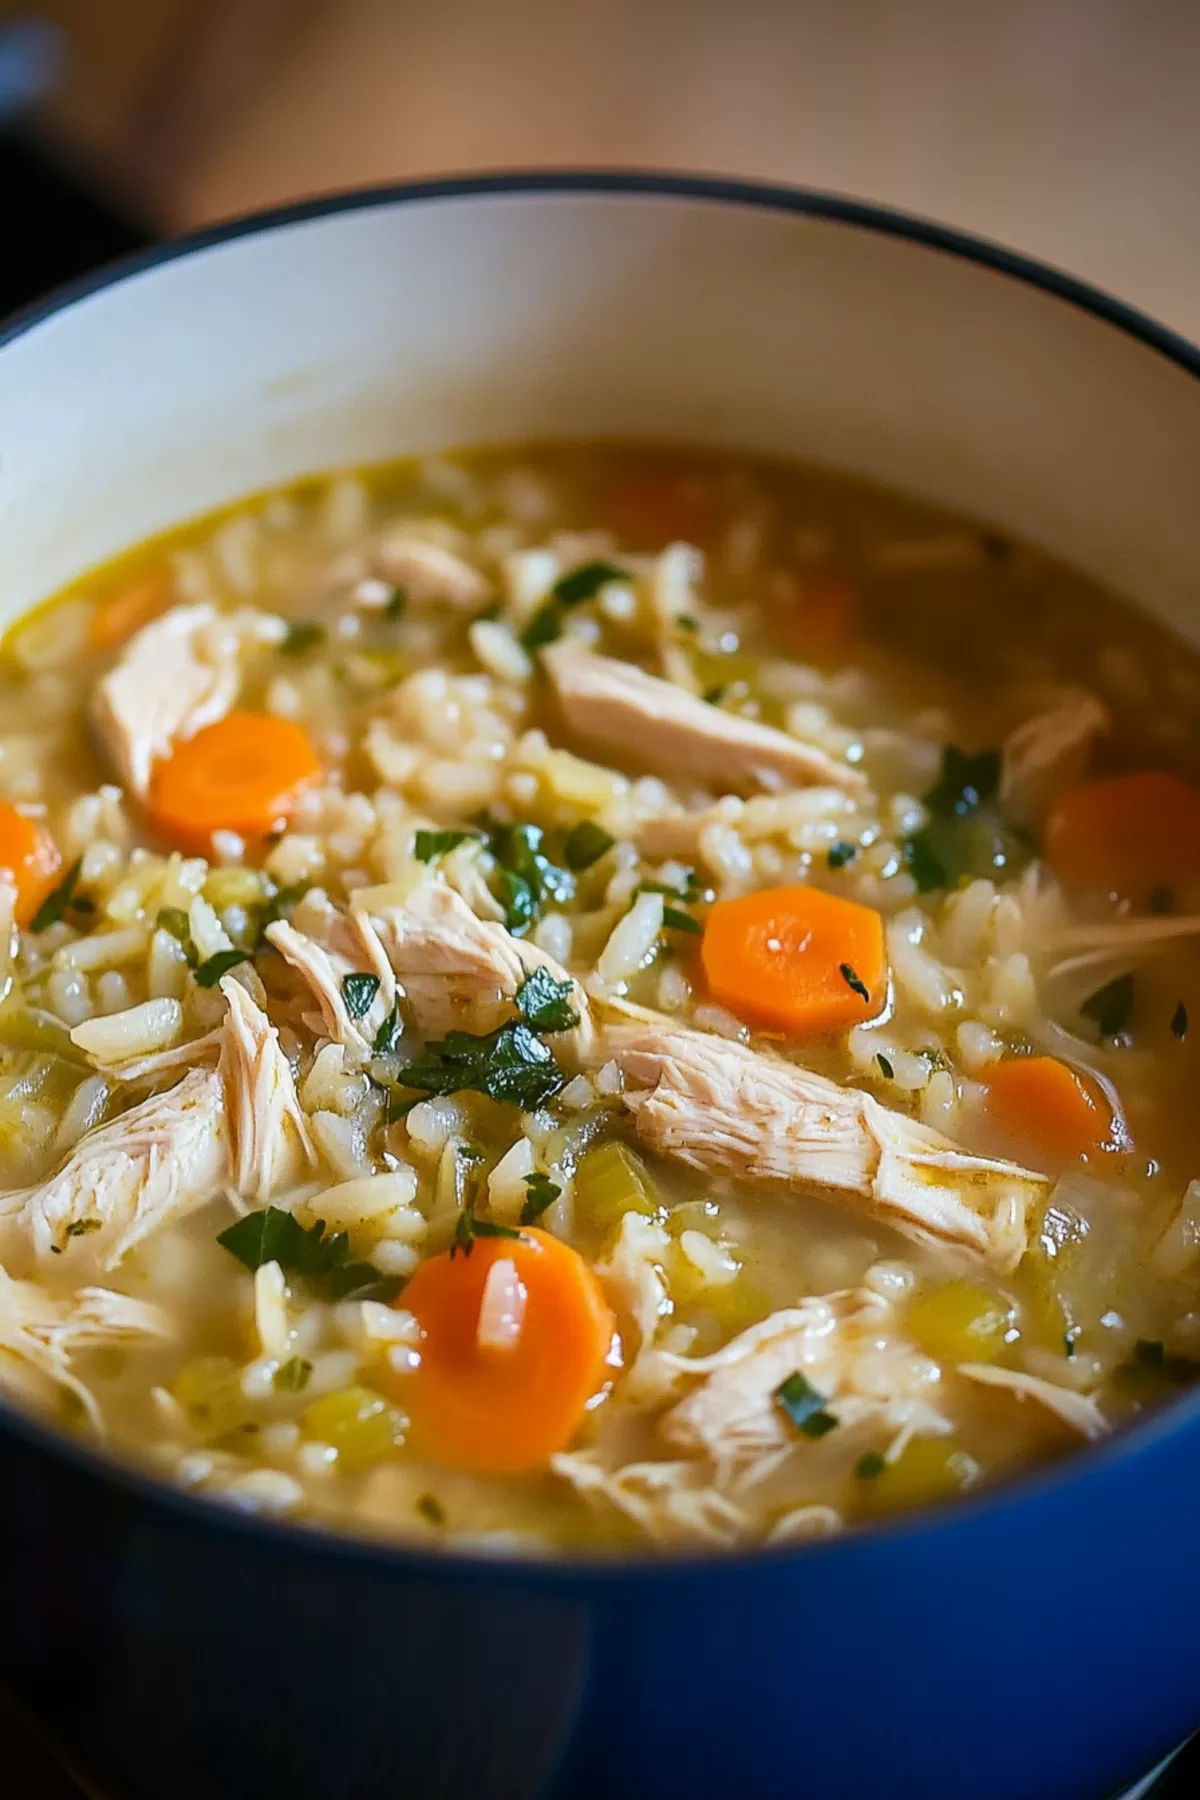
[541,639,865,795]
[999,688,1109,829]
[550,1451,749,1546]
[1045,913,1200,985]
[91,603,285,796]
[374,534,491,608]
[958,1362,1111,1440]
[266,893,396,1054]
[218,977,314,1200]
[594,1210,679,1402]
[599,1020,1044,1267]
[660,1289,950,1488]
[0,1067,227,1269]
[0,1266,172,1434]
[361,880,592,1046]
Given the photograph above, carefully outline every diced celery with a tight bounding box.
[859,1437,980,1516]
[302,1386,401,1471]
[574,1141,660,1229]
[1025,1180,1140,1353]
[908,1280,1012,1364]
[203,866,267,911]
[173,1356,254,1437]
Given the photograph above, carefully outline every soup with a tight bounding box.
[0,444,1198,1555]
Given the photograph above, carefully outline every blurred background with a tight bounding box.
[4,0,1200,332]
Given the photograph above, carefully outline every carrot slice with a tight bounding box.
[701,883,887,1036]
[780,572,858,663]
[1044,772,1200,908]
[147,711,321,852]
[985,1056,1128,1168]
[0,802,62,927]
[89,572,173,653]
[395,1228,617,1473]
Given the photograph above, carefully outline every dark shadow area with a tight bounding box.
[0,127,152,321]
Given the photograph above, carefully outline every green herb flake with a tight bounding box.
[413,828,481,864]
[451,1190,525,1259]
[373,999,403,1056]
[901,828,948,894]
[827,840,858,870]
[217,1206,389,1299]
[563,821,615,872]
[1172,1001,1189,1040]
[676,614,699,634]
[385,585,407,620]
[1149,884,1174,916]
[273,1356,313,1393]
[519,560,627,649]
[397,1020,566,1112]
[1081,972,1135,1039]
[416,1493,446,1526]
[839,962,870,1004]
[1135,1338,1165,1369]
[520,1171,562,1225]
[488,822,573,936]
[257,881,310,939]
[662,905,703,936]
[703,684,728,707]
[637,871,702,903]
[515,966,579,1034]
[29,858,83,933]
[193,948,251,989]
[156,906,199,966]
[924,745,1002,820]
[875,1053,894,1080]
[65,1218,102,1240]
[855,1450,886,1480]
[775,1371,839,1439]
[280,620,325,656]
[342,972,381,1020]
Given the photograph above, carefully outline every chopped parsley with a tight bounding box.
[520,559,627,649]
[514,966,579,1034]
[855,1450,886,1480]
[637,871,703,903]
[775,1371,839,1439]
[662,905,703,935]
[157,906,199,966]
[487,821,573,936]
[451,1186,524,1259]
[875,1053,894,1080]
[29,857,84,932]
[901,828,948,894]
[1081,972,1134,1039]
[520,1171,562,1224]
[385,585,407,620]
[273,1357,313,1393]
[900,744,1027,894]
[413,828,481,864]
[65,1218,102,1240]
[1172,1002,1189,1040]
[676,614,699,633]
[1135,1338,1165,1369]
[280,620,325,656]
[924,746,1002,819]
[373,998,403,1055]
[416,1493,446,1526]
[396,1020,566,1112]
[217,1206,388,1298]
[194,948,251,988]
[839,962,870,1004]
[563,821,615,872]
[703,684,728,706]
[256,881,310,945]
[827,840,858,870]
[342,972,381,1020]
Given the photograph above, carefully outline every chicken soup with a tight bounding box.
[1,445,1198,1554]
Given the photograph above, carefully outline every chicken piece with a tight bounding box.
[266,893,396,1054]
[999,688,1109,829]
[660,1289,950,1487]
[1045,913,1200,985]
[0,1266,172,1434]
[594,1209,679,1403]
[218,977,314,1200]
[958,1362,1110,1440]
[374,534,492,609]
[600,1020,1044,1267]
[549,1451,749,1546]
[361,880,592,1046]
[0,1067,227,1269]
[541,640,864,796]
[92,603,285,796]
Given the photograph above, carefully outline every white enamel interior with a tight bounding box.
[2,187,1199,637]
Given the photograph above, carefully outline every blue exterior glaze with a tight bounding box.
[2,174,1199,1800]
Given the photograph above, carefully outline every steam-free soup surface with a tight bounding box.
[1,444,1198,1555]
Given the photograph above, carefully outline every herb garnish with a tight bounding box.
[876,1053,894,1080]
[703,684,728,706]
[520,1171,562,1224]
[157,906,199,965]
[775,1371,838,1438]
[520,559,627,649]
[1135,1338,1165,1369]
[416,1493,446,1526]
[194,948,251,988]
[373,998,403,1055]
[636,871,703,903]
[1172,1002,1189,1040]
[396,1020,566,1112]
[413,828,481,864]
[451,1186,524,1259]
[855,1450,886,1480]
[900,744,1027,894]
[901,829,948,894]
[385,585,407,620]
[342,972,381,1020]
[563,822,615,872]
[1081,972,1134,1039]
[839,962,870,1004]
[217,1206,388,1298]
[487,821,573,936]
[663,906,703,935]
[273,1356,313,1393]
[827,840,858,870]
[280,620,325,656]
[514,966,579,1034]
[30,857,84,933]
[256,881,310,946]
[65,1218,102,1239]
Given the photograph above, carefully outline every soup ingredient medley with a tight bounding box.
[1,444,1199,1556]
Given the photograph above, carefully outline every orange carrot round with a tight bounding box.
[0,803,62,927]
[1044,771,1200,908]
[701,883,887,1037]
[89,572,172,653]
[147,711,321,852]
[395,1228,617,1474]
[985,1055,1129,1168]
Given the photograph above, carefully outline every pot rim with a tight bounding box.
[3,166,1198,1587]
